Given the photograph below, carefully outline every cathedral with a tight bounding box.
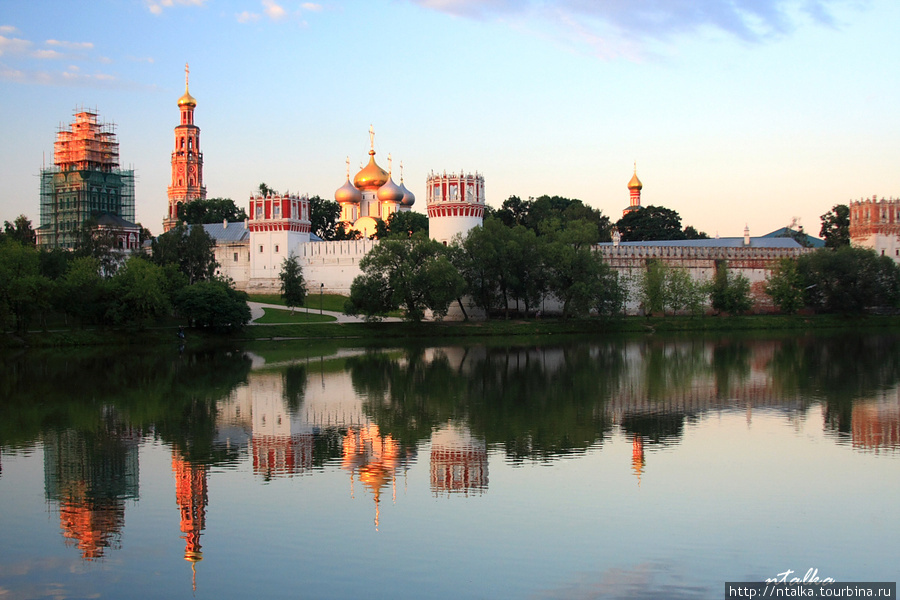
[163,69,484,293]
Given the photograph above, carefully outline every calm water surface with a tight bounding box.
[0,332,898,599]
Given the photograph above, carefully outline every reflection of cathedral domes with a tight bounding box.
[335,178,362,204]
[353,151,389,190]
[377,177,404,204]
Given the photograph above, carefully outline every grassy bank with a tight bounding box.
[6,311,900,349]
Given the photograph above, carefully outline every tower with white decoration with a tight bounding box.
[426,170,485,245]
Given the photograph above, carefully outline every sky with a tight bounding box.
[1,0,898,237]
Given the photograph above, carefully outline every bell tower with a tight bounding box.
[164,63,207,232]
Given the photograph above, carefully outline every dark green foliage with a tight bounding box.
[819,204,850,249]
[765,259,805,314]
[616,206,686,241]
[375,211,429,239]
[150,222,218,284]
[798,246,900,314]
[308,195,345,240]
[279,253,306,313]
[3,215,36,247]
[177,197,248,224]
[105,257,171,328]
[175,279,251,330]
[710,261,752,314]
[496,195,612,241]
[346,232,465,322]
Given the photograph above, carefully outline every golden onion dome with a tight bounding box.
[377,177,404,204]
[335,178,362,204]
[627,171,642,190]
[353,151,389,190]
[178,88,197,108]
[398,181,416,207]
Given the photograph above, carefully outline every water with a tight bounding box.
[0,332,898,599]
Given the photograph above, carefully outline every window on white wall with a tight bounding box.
[275,245,279,253]
[259,245,264,253]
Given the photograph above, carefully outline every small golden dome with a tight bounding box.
[335,178,362,204]
[353,151,389,190]
[628,171,642,190]
[178,89,197,108]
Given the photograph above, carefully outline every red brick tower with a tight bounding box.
[164,64,206,232]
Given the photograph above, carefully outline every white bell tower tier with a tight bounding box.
[427,171,485,245]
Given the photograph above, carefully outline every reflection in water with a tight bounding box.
[43,411,141,561]
[430,422,488,496]
[172,450,208,590]
[2,331,899,595]
[341,424,413,531]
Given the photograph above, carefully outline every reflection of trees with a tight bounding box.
[282,365,307,414]
[347,341,625,462]
[767,333,900,435]
[640,339,712,401]
[0,347,252,466]
[620,413,687,446]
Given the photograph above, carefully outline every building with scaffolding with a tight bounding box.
[38,108,137,250]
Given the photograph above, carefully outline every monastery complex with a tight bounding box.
[34,67,899,315]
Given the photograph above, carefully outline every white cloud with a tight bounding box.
[263,0,288,20]
[33,49,64,59]
[0,25,18,34]
[145,0,207,15]
[46,39,94,50]
[237,10,262,23]
[301,3,323,11]
[0,35,32,57]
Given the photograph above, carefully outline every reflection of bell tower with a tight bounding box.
[172,450,208,591]
[631,434,644,486]
[163,63,206,232]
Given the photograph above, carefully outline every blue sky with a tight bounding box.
[1,0,898,236]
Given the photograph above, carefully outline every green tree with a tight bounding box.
[710,261,753,314]
[175,279,251,330]
[151,222,218,284]
[765,258,805,314]
[279,253,306,314]
[459,218,513,317]
[345,232,465,322]
[616,206,685,242]
[178,197,248,224]
[56,256,105,327]
[638,259,668,315]
[3,215,36,247]
[73,219,124,276]
[258,182,277,197]
[308,195,343,240]
[820,204,850,249]
[541,220,605,318]
[376,211,429,239]
[798,246,900,314]
[106,257,172,328]
[591,263,628,318]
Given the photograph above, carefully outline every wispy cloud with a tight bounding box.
[0,25,19,34]
[410,0,858,58]
[236,0,325,24]
[145,0,207,16]
[46,39,95,50]
[0,29,151,89]
[0,34,32,57]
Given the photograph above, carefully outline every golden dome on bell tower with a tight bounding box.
[627,163,642,190]
[178,63,197,108]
